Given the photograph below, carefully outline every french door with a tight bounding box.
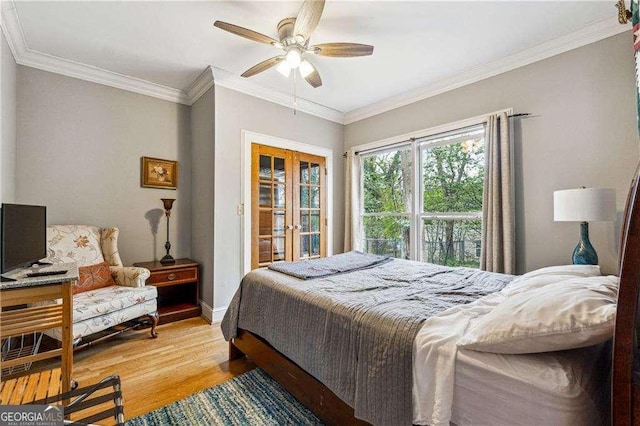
[251,143,326,269]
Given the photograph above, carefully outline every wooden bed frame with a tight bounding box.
[231,164,640,426]
[229,329,369,425]
[612,163,640,425]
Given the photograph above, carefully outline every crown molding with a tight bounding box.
[211,67,345,124]
[0,1,341,120]
[1,1,630,125]
[186,66,215,105]
[344,16,630,125]
[1,1,189,105]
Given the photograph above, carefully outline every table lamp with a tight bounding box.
[160,198,176,264]
[553,187,616,265]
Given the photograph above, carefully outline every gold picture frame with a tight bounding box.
[141,156,178,190]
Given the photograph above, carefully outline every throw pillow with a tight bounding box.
[75,261,116,294]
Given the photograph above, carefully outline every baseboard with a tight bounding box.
[199,301,227,324]
[212,306,227,323]
[200,301,213,323]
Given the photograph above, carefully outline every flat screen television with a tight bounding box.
[1,203,47,274]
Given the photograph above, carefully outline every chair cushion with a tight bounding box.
[47,225,105,267]
[72,285,158,323]
[75,262,116,294]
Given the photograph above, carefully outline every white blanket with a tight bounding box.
[412,266,607,425]
[412,291,504,425]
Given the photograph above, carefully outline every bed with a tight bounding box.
[221,166,640,425]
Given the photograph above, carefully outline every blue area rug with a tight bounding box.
[125,368,324,425]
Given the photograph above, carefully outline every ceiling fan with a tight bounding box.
[213,0,374,88]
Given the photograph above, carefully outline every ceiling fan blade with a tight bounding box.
[214,21,279,46]
[311,43,374,57]
[293,0,325,40]
[304,67,322,88]
[241,56,285,78]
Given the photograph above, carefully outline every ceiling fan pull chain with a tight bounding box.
[293,71,298,115]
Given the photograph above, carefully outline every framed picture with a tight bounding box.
[141,156,178,190]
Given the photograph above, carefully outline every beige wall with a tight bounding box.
[212,86,344,312]
[16,67,192,266]
[345,33,639,275]
[1,32,17,203]
[190,85,215,315]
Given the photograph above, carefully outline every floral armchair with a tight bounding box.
[44,225,158,344]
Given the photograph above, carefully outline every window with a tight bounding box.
[361,146,412,259]
[420,126,485,267]
[360,124,485,267]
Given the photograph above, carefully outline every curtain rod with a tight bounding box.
[343,112,532,157]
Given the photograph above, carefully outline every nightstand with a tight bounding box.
[133,258,201,324]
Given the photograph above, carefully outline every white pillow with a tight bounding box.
[458,275,618,354]
[503,264,601,296]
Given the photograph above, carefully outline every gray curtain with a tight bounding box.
[481,112,515,274]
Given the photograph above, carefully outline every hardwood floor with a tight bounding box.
[10,318,255,422]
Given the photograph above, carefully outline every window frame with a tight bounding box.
[354,110,512,265]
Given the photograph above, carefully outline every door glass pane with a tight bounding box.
[300,186,309,208]
[259,210,272,235]
[273,212,285,236]
[300,235,309,258]
[310,212,320,232]
[274,184,285,208]
[259,183,271,207]
[302,213,310,232]
[274,157,285,182]
[272,237,285,261]
[300,162,309,184]
[259,238,271,263]
[362,216,410,259]
[259,155,271,180]
[311,234,320,256]
[310,187,319,208]
[310,163,320,184]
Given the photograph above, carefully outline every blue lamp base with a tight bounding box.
[572,221,598,265]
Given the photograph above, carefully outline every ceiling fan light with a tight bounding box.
[299,60,314,78]
[276,61,292,77]
[285,49,302,69]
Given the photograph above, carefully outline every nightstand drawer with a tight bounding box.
[147,267,197,286]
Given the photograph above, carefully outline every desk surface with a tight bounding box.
[0,262,79,290]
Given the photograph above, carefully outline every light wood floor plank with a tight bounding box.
[29,318,255,422]
[1,318,254,423]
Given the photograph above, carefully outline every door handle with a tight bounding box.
[294,224,302,230]
[286,225,294,230]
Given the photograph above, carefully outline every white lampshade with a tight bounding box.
[554,187,616,222]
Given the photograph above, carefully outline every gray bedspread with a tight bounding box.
[221,258,513,425]
[268,250,391,279]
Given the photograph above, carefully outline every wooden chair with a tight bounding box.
[1,371,125,426]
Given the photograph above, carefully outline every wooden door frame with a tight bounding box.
[241,130,333,275]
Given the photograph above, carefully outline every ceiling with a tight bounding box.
[2,1,626,120]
